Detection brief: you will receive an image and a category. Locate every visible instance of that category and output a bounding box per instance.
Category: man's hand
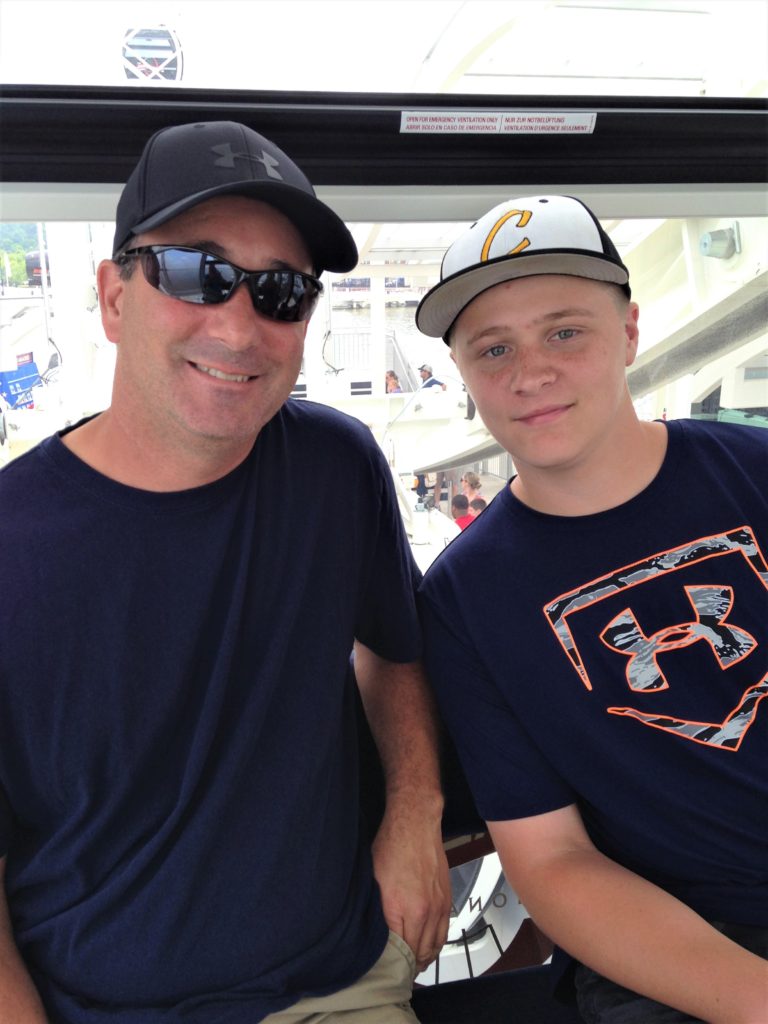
[353,642,452,973]
[372,798,451,972]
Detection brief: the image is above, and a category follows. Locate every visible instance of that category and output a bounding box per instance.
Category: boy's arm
[489,805,768,1024]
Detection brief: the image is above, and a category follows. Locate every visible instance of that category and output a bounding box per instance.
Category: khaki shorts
[262,931,420,1023]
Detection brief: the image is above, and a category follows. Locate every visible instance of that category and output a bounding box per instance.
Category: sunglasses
[118,245,323,322]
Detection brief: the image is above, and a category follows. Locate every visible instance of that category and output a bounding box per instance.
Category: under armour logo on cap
[112,120,358,274]
[211,143,283,180]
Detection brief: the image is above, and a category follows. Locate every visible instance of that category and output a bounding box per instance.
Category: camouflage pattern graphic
[543,527,767,751]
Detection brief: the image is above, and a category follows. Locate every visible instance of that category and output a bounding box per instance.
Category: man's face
[419,368,430,380]
[99,195,312,460]
[450,275,639,480]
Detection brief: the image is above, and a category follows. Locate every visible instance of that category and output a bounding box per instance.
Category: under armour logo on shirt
[600,585,756,693]
[210,144,283,179]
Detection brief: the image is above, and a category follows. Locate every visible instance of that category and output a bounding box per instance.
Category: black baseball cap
[416,195,631,341]
[112,121,358,274]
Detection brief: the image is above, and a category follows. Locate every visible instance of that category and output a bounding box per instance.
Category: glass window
[0,0,765,98]
[2,210,766,473]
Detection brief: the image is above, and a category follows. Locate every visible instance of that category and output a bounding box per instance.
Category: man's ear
[624,301,640,367]
[96,259,125,345]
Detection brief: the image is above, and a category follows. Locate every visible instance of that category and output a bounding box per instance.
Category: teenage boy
[416,195,768,1024]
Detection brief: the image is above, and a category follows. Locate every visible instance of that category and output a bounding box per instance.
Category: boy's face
[450,274,639,481]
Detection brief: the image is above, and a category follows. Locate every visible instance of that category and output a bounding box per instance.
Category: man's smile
[191,362,258,383]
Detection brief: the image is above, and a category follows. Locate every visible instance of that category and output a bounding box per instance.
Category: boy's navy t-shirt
[420,420,768,927]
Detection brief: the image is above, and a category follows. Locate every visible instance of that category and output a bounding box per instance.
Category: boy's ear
[624,301,640,366]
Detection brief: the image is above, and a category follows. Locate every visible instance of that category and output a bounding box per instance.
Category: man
[415,195,768,1023]
[450,494,474,531]
[417,364,445,390]
[0,121,450,1022]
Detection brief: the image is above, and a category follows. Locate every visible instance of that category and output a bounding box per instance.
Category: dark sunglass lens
[150,248,234,304]
[153,248,208,303]
[139,249,161,291]
[248,272,320,322]
[200,253,239,304]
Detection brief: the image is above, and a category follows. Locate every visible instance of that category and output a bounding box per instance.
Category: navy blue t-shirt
[420,420,768,927]
[0,400,422,1022]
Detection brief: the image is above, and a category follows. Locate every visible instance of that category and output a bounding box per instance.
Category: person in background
[386,370,403,393]
[416,194,768,1024]
[450,494,475,530]
[460,470,483,504]
[418,363,446,390]
[468,497,487,517]
[0,120,450,1024]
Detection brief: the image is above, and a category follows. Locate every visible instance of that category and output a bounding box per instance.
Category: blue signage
[0,362,42,409]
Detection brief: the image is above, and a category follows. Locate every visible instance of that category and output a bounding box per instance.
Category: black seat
[412,966,582,1024]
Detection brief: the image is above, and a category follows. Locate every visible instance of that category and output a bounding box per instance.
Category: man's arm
[0,857,48,1022]
[489,805,768,1024]
[353,641,451,973]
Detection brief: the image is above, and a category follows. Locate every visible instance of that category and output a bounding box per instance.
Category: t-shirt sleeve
[353,442,423,663]
[418,586,575,822]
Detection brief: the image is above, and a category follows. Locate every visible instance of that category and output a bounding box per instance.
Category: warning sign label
[400,111,596,134]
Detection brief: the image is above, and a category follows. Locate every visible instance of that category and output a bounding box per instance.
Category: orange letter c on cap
[481,209,533,262]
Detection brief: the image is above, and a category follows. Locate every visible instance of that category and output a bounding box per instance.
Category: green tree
[0,223,38,253]
[0,224,41,286]
[3,251,27,286]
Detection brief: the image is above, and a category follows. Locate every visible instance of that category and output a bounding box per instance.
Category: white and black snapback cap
[416,195,631,341]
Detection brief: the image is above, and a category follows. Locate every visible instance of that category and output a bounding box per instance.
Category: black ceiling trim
[2,84,766,188]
